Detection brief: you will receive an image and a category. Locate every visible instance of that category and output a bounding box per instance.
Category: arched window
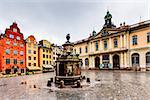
[132,53,139,66]
[85,58,89,66]
[146,52,150,65]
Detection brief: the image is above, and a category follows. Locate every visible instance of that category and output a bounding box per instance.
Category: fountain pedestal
[55,34,82,85]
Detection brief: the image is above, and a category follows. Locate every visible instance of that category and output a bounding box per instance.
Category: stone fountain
[55,34,82,86]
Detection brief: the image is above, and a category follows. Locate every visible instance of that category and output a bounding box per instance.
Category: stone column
[109,54,113,68]
[124,34,126,48]
[100,40,102,50]
[109,38,112,50]
[120,35,122,48]
[124,52,127,68]
[92,56,95,68]
[89,56,92,68]
[120,52,124,69]
[140,52,146,71]
[126,33,129,49]
[100,55,102,64]
[90,42,92,52]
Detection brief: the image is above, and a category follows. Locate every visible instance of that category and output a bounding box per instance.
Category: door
[113,54,120,69]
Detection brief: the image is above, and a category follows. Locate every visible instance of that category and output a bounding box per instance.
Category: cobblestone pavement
[1,70,150,100]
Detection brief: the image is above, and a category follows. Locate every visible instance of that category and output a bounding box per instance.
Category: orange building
[0,22,26,74]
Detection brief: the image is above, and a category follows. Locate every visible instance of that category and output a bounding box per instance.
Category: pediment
[95,27,119,38]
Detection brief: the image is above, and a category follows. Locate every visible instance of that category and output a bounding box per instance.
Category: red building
[0,22,26,74]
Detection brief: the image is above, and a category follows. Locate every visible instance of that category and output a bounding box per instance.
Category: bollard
[77,80,81,88]
[50,78,53,82]
[60,80,64,88]
[47,79,52,87]
[34,85,36,88]
[82,76,85,79]
[86,78,90,83]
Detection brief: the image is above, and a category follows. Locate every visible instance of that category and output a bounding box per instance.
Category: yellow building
[25,35,40,73]
[38,40,53,72]
[72,11,150,71]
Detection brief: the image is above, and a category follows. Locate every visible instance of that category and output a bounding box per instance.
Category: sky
[0,0,149,45]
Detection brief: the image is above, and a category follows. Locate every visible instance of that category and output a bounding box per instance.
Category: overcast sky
[0,0,149,45]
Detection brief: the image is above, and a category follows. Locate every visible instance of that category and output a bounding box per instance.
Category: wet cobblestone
[1,70,150,100]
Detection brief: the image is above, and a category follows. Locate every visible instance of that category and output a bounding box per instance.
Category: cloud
[0,0,149,45]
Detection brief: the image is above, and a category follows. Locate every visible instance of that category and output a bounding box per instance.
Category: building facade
[51,44,63,67]
[0,22,26,74]
[38,40,53,72]
[25,35,40,72]
[72,11,150,71]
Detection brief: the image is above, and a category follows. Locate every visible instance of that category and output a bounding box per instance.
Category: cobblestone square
[1,70,150,100]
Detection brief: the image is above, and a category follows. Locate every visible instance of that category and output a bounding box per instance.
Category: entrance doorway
[102,55,109,68]
[95,57,100,68]
[113,54,120,69]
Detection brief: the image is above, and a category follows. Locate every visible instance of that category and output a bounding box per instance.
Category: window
[14,59,17,64]
[47,61,48,64]
[34,57,36,60]
[28,63,31,66]
[43,49,45,52]
[43,54,45,58]
[6,49,10,54]
[28,56,31,60]
[85,58,89,66]
[20,60,24,64]
[16,36,20,40]
[114,38,118,48]
[46,55,48,58]
[43,60,45,64]
[20,44,24,47]
[13,50,18,55]
[50,61,51,64]
[34,63,36,66]
[104,40,107,49]
[34,51,36,54]
[49,55,51,58]
[13,42,17,46]
[95,41,99,51]
[6,41,10,45]
[85,46,88,53]
[46,50,48,53]
[6,59,10,64]
[147,32,150,43]
[79,47,82,54]
[20,51,24,56]
[132,35,137,45]
[9,34,14,39]
[28,50,31,54]
[146,52,150,65]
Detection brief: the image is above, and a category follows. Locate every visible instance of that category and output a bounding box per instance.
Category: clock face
[13,28,17,32]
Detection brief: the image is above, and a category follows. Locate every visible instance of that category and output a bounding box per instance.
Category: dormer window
[9,34,14,39]
[16,36,20,40]
[13,28,17,32]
